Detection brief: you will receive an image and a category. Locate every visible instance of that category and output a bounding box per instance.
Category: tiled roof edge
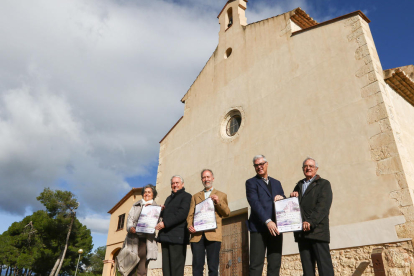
[292,10,370,36]
[290,8,318,29]
[385,68,414,107]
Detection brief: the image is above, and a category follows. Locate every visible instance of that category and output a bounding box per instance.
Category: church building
[104,1,414,275]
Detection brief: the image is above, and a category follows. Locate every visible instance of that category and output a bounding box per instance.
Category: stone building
[103,1,414,275]
[154,1,414,275]
[102,188,143,276]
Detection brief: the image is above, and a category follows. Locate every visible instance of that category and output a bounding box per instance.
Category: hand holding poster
[136,205,162,234]
[274,197,302,233]
[194,197,217,232]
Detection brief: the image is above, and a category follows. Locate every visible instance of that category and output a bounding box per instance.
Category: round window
[220,108,244,140]
[226,115,241,136]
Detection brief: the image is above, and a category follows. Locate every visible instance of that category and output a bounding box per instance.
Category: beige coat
[116,199,158,276]
[187,189,230,242]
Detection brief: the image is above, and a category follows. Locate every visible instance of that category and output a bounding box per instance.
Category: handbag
[115,236,139,276]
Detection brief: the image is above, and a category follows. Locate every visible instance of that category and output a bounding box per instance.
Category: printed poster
[136,205,162,234]
[194,197,217,232]
[275,197,303,233]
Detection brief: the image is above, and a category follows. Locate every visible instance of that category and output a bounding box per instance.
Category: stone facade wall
[278,241,414,276]
[147,242,413,276]
[149,266,193,276]
[345,15,414,239]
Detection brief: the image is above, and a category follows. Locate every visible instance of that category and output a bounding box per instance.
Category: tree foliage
[0,188,95,276]
[82,246,106,275]
[37,188,79,219]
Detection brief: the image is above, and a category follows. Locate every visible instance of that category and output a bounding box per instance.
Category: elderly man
[290,157,334,276]
[187,169,230,276]
[156,175,192,276]
[246,155,285,276]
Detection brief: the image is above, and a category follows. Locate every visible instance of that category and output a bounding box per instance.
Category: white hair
[170,175,184,183]
[253,155,267,164]
[302,157,319,168]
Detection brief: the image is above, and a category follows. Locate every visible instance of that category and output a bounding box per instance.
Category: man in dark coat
[156,175,192,276]
[246,155,286,276]
[290,157,334,276]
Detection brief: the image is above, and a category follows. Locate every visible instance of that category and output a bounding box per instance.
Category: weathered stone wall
[148,242,414,276]
[278,241,414,276]
[149,266,193,276]
[344,15,414,239]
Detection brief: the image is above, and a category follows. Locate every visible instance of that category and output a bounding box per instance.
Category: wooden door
[219,213,249,276]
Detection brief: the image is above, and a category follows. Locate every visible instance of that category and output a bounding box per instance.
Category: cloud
[79,214,111,235]
[247,0,310,24]
[0,0,220,217]
[0,0,314,221]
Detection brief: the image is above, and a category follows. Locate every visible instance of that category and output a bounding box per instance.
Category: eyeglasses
[254,162,267,168]
[303,165,316,169]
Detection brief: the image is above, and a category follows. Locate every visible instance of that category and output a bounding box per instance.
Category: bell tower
[218,0,247,34]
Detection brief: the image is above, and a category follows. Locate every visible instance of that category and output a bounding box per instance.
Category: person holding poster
[187,169,230,276]
[246,155,286,276]
[290,157,334,276]
[156,175,191,276]
[118,184,159,276]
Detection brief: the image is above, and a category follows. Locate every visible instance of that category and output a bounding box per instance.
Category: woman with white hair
[117,184,159,276]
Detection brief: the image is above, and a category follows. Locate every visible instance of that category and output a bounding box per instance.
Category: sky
[0,0,413,251]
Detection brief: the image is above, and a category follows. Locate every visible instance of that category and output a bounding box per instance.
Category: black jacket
[157,188,192,244]
[293,175,333,243]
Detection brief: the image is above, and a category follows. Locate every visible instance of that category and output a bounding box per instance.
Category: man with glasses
[246,155,285,276]
[290,157,334,276]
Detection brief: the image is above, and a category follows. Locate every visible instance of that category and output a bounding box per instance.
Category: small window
[225,48,232,59]
[226,115,241,136]
[227,8,233,28]
[117,214,125,230]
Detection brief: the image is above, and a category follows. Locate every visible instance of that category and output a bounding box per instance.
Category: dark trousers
[161,243,187,276]
[298,239,334,276]
[129,238,149,276]
[249,231,283,276]
[190,234,221,276]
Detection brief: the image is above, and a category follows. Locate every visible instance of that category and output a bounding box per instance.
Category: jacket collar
[171,187,186,197]
[255,175,272,197]
[300,175,321,200]
[196,188,216,201]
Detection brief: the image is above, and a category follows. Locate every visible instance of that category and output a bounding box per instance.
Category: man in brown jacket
[187,169,230,276]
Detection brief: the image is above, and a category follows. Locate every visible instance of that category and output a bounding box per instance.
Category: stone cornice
[384,68,414,107]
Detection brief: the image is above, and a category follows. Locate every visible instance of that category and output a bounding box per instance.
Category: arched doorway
[109,247,121,276]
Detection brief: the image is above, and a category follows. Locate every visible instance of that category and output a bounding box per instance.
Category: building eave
[292,10,370,36]
[384,67,414,107]
[159,116,183,144]
[181,47,218,104]
[107,187,142,214]
[290,8,318,29]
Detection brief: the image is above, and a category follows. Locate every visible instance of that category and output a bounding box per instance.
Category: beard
[203,181,213,190]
